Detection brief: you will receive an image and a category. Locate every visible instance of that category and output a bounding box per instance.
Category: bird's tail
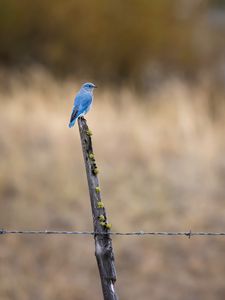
[68,119,76,128]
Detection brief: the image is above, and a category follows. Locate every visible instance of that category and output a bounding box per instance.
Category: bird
[68,82,97,128]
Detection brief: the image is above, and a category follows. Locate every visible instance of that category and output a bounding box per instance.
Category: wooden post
[78,117,119,300]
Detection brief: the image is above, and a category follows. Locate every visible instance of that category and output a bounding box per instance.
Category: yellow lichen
[97,201,104,208]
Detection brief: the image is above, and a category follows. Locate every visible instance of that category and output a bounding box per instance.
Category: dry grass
[0,69,225,299]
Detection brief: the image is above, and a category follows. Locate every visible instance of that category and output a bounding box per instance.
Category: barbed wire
[1,229,225,238]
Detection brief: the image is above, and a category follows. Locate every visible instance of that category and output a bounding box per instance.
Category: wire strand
[1,229,225,238]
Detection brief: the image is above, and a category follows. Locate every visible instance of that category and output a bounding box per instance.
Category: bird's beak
[94,85,98,88]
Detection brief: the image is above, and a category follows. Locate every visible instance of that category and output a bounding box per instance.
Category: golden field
[0,69,225,300]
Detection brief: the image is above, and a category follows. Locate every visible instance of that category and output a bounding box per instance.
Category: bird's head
[82,82,97,92]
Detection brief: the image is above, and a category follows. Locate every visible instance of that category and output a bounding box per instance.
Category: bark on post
[78,117,119,300]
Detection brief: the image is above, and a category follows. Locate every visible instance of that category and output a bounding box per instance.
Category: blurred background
[0,0,225,299]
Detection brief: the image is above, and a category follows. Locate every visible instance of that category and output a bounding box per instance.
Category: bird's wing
[74,92,92,109]
[80,93,93,111]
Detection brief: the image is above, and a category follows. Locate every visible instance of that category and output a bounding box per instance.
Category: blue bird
[68,82,97,128]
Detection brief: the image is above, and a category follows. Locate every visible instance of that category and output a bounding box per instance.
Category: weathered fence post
[78,117,119,300]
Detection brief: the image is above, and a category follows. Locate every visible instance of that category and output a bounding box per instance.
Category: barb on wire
[1,229,225,238]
